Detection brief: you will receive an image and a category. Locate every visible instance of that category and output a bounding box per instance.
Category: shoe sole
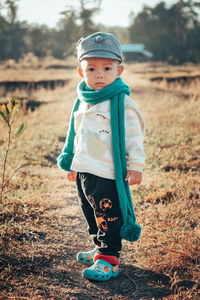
[83,268,119,281]
[77,253,93,265]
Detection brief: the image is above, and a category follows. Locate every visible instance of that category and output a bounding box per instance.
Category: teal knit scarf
[57,77,142,242]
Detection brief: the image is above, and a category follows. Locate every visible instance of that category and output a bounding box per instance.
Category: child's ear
[117,65,124,76]
[77,67,84,78]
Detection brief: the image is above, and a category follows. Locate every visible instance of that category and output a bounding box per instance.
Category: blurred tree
[98,25,129,44]
[169,0,200,63]
[0,0,27,61]
[54,8,80,58]
[6,0,18,24]
[188,21,200,62]
[128,0,200,64]
[0,3,9,60]
[0,0,199,63]
[26,25,52,57]
[0,0,102,61]
[51,0,102,58]
[78,0,102,36]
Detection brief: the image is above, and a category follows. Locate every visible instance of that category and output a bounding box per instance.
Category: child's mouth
[95,82,105,87]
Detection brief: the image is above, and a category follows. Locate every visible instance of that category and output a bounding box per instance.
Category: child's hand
[125,170,142,185]
[67,171,77,182]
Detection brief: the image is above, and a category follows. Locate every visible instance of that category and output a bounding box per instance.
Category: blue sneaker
[82,259,119,281]
[77,247,98,265]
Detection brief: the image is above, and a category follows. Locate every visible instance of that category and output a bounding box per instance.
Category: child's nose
[96,71,104,78]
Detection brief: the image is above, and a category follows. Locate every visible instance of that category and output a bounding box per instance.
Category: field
[0,58,199,299]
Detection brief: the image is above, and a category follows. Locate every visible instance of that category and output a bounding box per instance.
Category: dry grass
[0,55,77,81]
[0,59,199,299]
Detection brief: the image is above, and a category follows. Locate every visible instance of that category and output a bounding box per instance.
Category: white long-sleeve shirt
[71,94,146,179]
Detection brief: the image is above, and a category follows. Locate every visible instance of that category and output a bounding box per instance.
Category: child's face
[78,57,124,90]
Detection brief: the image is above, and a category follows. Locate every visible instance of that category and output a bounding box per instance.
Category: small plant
[0,97,27,203]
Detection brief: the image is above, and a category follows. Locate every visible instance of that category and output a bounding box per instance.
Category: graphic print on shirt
[96,112,107,120]
[76,105,111,160]
[87,136,108,159]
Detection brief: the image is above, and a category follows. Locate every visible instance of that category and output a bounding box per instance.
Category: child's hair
[76,32,122,63]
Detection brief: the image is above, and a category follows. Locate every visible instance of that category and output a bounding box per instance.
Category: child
[57,32,145,281]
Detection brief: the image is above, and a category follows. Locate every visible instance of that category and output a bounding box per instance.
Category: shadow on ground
[1,246,199,299]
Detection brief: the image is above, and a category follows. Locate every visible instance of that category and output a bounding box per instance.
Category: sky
[15,0,178,28]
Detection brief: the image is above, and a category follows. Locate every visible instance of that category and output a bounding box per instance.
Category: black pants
[76,172,123,258]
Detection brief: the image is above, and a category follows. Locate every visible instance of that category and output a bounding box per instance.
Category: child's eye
[88,68,95,71]
[105,67,111,71]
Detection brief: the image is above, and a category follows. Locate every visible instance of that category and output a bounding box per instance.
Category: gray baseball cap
[76,32,122,62]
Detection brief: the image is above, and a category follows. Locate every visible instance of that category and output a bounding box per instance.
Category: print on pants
[99,198,112,211]
[76,172,123,257]
[88,196,117,232]
[96,215,108,231]
[88,195,97,211]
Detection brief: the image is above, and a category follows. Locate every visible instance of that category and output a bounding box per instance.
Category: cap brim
[80,50,121,62]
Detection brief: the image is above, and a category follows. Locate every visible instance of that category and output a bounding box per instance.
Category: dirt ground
[0,61,200,299]
[0,187,175,299]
